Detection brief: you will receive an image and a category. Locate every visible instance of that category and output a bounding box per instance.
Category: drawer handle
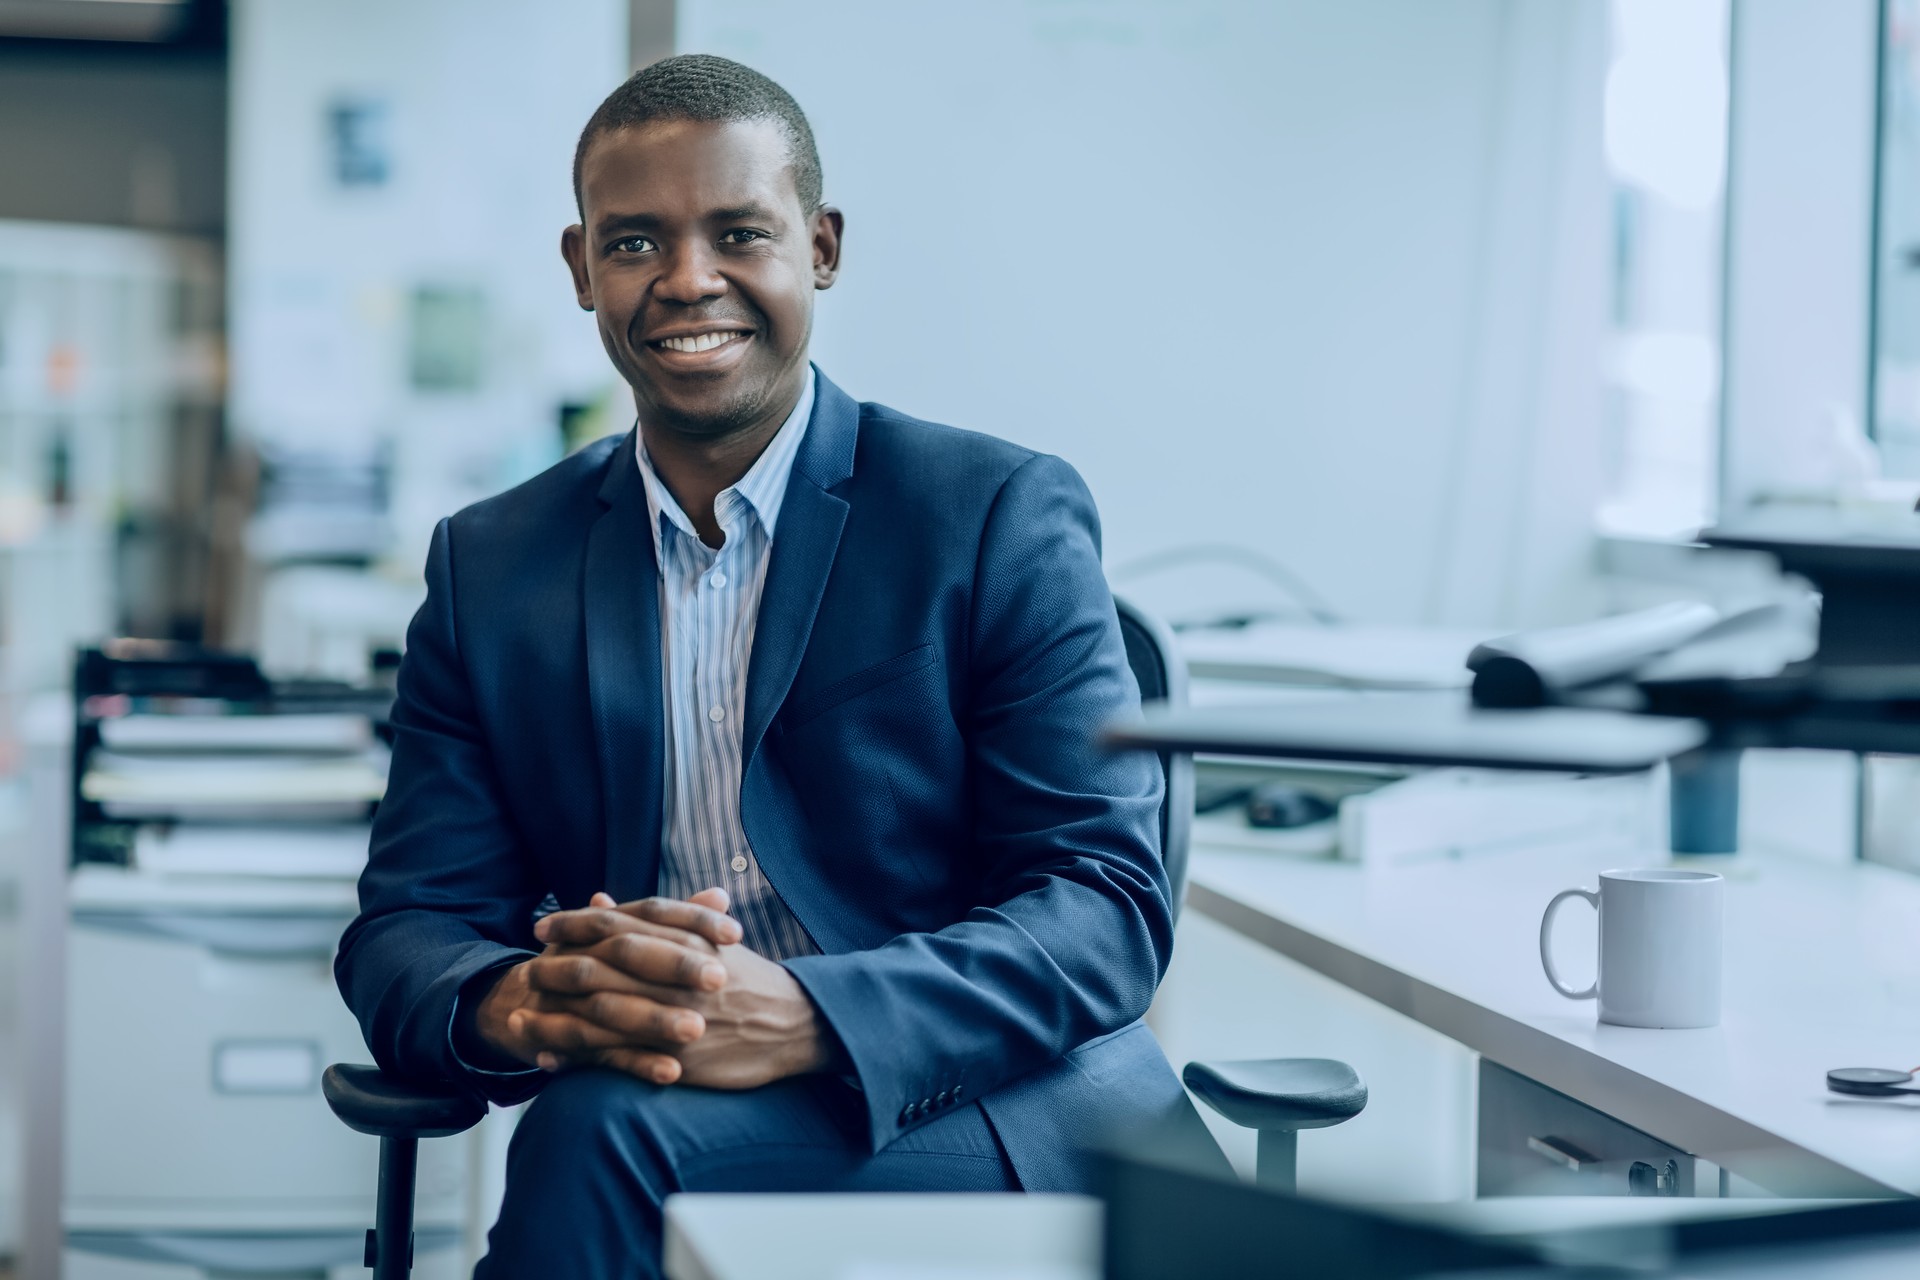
[1526,1134,1598,1171]
[212,1039,320,1094]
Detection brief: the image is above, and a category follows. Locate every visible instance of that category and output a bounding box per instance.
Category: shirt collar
[634,366,816,558]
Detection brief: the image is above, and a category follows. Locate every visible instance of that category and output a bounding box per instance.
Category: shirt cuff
[448,950,543,1080]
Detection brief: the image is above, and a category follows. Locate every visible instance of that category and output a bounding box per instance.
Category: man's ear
[811,206,844,290]
[561,224,594,310]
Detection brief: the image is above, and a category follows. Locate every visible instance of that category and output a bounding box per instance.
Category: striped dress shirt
[635,370,819,961]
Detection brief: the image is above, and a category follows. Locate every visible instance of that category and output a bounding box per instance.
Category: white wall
[229,0,629,569]
[679,0,1612,628]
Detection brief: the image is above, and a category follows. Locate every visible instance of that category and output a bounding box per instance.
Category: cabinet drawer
[1478,1060,1697,1197]
[65,912,469,1228]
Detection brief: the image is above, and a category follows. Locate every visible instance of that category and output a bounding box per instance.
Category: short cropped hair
[572,54,824,216]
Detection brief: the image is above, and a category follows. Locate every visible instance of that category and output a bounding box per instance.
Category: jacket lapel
[742,370,860,767]
[584,431,665,902]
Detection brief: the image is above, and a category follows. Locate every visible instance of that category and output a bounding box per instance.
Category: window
[1874,0,1920,476]
[1595,0,1731,540]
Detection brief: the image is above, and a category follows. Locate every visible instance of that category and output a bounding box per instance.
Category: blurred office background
[0,0,1907,1275]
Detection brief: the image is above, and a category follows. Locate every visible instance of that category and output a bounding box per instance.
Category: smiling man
[335,55,1201,1279]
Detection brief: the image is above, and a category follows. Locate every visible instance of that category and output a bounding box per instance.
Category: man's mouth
[650,330,751,354]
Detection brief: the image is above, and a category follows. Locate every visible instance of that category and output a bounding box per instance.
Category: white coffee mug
[1539,868,1723,1028]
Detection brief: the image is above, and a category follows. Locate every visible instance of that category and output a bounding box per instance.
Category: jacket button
[935,1090,949,1108]
[899,1104,916,1126]
[952,1084,964,1101]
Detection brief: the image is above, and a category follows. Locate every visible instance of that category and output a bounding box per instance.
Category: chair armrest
[1182,1058,1366,1134]
[322,1063,487,1140]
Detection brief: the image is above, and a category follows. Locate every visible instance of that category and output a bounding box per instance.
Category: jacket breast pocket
[781,643,937,733]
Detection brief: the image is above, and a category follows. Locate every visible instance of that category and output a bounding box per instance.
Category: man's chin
[635,378,781,441]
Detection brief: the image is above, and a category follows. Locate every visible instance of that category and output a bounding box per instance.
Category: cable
[1108,543,1344,627]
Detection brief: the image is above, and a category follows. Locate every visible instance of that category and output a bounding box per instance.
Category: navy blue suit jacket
[335,370,1193,1191]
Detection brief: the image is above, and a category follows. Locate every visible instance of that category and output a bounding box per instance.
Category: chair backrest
[1113,595,1193,922]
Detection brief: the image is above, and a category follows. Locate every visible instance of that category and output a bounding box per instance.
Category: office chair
[323,595,1364,1277]
[1110,594,1366,1193]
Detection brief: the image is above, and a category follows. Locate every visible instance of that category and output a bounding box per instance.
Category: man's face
[562,118,841,438]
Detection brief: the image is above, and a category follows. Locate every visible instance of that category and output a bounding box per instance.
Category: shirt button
[730,854,748,873]
[707,705,726,723]
[709,571,728,589]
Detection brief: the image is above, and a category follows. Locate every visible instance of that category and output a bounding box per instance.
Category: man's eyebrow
[592,213,663,237]
[709,204,780,223]
[592,206,782,237]
[587,213,664,239]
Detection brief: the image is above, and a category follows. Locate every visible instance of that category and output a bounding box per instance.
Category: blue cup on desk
[1539,869,1724,1029]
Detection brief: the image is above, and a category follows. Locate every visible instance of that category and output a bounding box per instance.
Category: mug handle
[1540,888,1600,1000]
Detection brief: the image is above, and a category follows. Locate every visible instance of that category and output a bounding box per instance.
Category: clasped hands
[474,888,833,1089]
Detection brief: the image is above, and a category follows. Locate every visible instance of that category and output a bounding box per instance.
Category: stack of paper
[1178,622,1492,691]
[133,823,373,878]
[82,748,387,820]
[99,712,373,754]
[86,707,387,876]
[1338,768,1658,868]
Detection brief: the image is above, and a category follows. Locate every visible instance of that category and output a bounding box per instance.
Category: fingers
[525,951,654,998]
[688,886,731,912]
[536,907,723,958]
[529,933,726,993]
[565,1045,684,1085]
[612,894,743,947]
[527,957,715,1012]
[530,1043,684,1085]
[510,995,703,1054]
[543,990,706,1043]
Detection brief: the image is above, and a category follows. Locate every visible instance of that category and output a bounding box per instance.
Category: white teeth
[660,332,742,353]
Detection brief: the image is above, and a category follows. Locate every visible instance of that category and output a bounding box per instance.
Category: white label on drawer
[212,1039,320,1094]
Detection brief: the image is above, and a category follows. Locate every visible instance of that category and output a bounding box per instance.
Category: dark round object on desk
[1470,655,1548,709]
[1245,783,1335,830]
[1827,1067,1918,1097]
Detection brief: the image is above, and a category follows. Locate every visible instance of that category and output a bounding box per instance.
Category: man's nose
[653,243,726,304]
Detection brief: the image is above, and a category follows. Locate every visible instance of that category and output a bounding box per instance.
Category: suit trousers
[474,1068,1020,1279]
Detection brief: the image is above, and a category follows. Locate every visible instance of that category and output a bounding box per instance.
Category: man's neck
[638,375,803,548]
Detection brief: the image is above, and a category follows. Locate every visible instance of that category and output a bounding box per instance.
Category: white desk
[1186,839,1920,1198]
[663,1193,1101,1280]
[660,1191,1887,1280]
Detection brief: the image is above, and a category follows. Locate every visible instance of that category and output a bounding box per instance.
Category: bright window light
[1596,0,1730,541]
[1604,0,1729,211]
[1610,331,1719,406]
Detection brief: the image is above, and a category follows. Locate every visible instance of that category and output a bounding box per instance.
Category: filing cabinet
[64,871,471,1273]
[63,1245,466,1280]
[1477,1060,1700,1197]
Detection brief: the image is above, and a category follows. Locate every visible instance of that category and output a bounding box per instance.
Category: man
[335,54,1205,1278]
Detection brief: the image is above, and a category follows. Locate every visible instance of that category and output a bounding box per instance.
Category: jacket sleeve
[334,517,548,1106]
[783,453,1171,1152]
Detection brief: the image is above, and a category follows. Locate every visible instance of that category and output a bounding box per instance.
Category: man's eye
[610,236,655,254]
[721,229,766,245]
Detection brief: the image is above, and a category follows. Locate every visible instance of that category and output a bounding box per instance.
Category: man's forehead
[580,117,800,222]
